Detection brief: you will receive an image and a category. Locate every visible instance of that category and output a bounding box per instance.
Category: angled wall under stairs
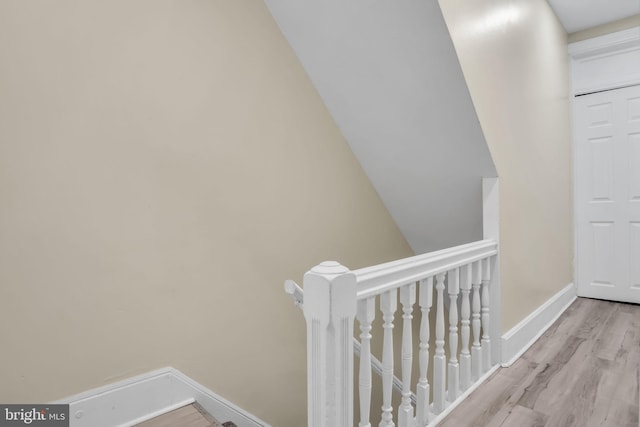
[265,0,497,254]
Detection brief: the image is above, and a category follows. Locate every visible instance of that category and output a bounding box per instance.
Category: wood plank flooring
[439,297,640,427]
[135,403,231,427]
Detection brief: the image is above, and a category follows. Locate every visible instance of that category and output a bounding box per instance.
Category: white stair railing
[287,239,499,427]
[286,280,415,405]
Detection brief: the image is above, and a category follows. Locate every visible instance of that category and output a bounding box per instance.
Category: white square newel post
[303,261,357,427]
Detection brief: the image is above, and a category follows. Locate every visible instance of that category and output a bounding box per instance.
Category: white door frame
[569,27,640,296]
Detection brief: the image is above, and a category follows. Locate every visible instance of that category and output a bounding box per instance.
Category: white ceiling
[547,0,640,33]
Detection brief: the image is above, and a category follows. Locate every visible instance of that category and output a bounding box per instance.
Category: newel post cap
[303,261,357,319]
[309,261,350,276]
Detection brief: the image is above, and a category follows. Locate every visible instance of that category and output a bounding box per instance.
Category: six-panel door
[575,85,640,303]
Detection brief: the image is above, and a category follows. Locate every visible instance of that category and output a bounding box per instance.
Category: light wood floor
[135,403,235,427]
[440,297,640,427]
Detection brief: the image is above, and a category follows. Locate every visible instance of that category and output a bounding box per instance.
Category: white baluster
[471,261,483,380]
[399,283,416,427]
[447,268,460,402]
[481,257,492,372]
[459,264,472,391]
[433,272,446,414]
[416,278,433,427]
[357,297,376,427]
[379,290,397,427]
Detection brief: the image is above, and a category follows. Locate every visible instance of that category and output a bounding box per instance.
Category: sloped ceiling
[265,0,497,254]
[546,0,640,33]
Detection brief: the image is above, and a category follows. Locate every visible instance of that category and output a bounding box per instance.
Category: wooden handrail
[354,239,497,299]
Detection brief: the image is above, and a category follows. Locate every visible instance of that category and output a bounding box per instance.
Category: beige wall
[438,0,573,331]
[569,14,640,43]
[0,1,413,426]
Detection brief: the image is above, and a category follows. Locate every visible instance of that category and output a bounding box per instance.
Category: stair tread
[134,403,236,427]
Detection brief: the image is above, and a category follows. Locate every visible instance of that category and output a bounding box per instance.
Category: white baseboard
[501,283,576,367]
[54,367,271,427]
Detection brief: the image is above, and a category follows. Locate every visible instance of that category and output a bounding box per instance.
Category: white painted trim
[571,73,579,307]
[427,364,500,426]
[482,177,499,240]
[573,79,640,97]
[568,27,640,95]
[482,177,501,366]
[501,283,576,367]
[54,367,271,427]
[354,239,498,299]
[122,398,195,427]
[568,27,640,59]
[170,369,271,427]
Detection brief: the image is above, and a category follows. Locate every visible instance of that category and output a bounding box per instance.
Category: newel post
[303,261,357,427]
[483,177,502,366]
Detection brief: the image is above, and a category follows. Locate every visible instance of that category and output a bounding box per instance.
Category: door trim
[568,27,640,96]
[570,28,640,298]
[569,27,640,60]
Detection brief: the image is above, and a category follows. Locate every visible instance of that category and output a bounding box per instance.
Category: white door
[575,85,640,303]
